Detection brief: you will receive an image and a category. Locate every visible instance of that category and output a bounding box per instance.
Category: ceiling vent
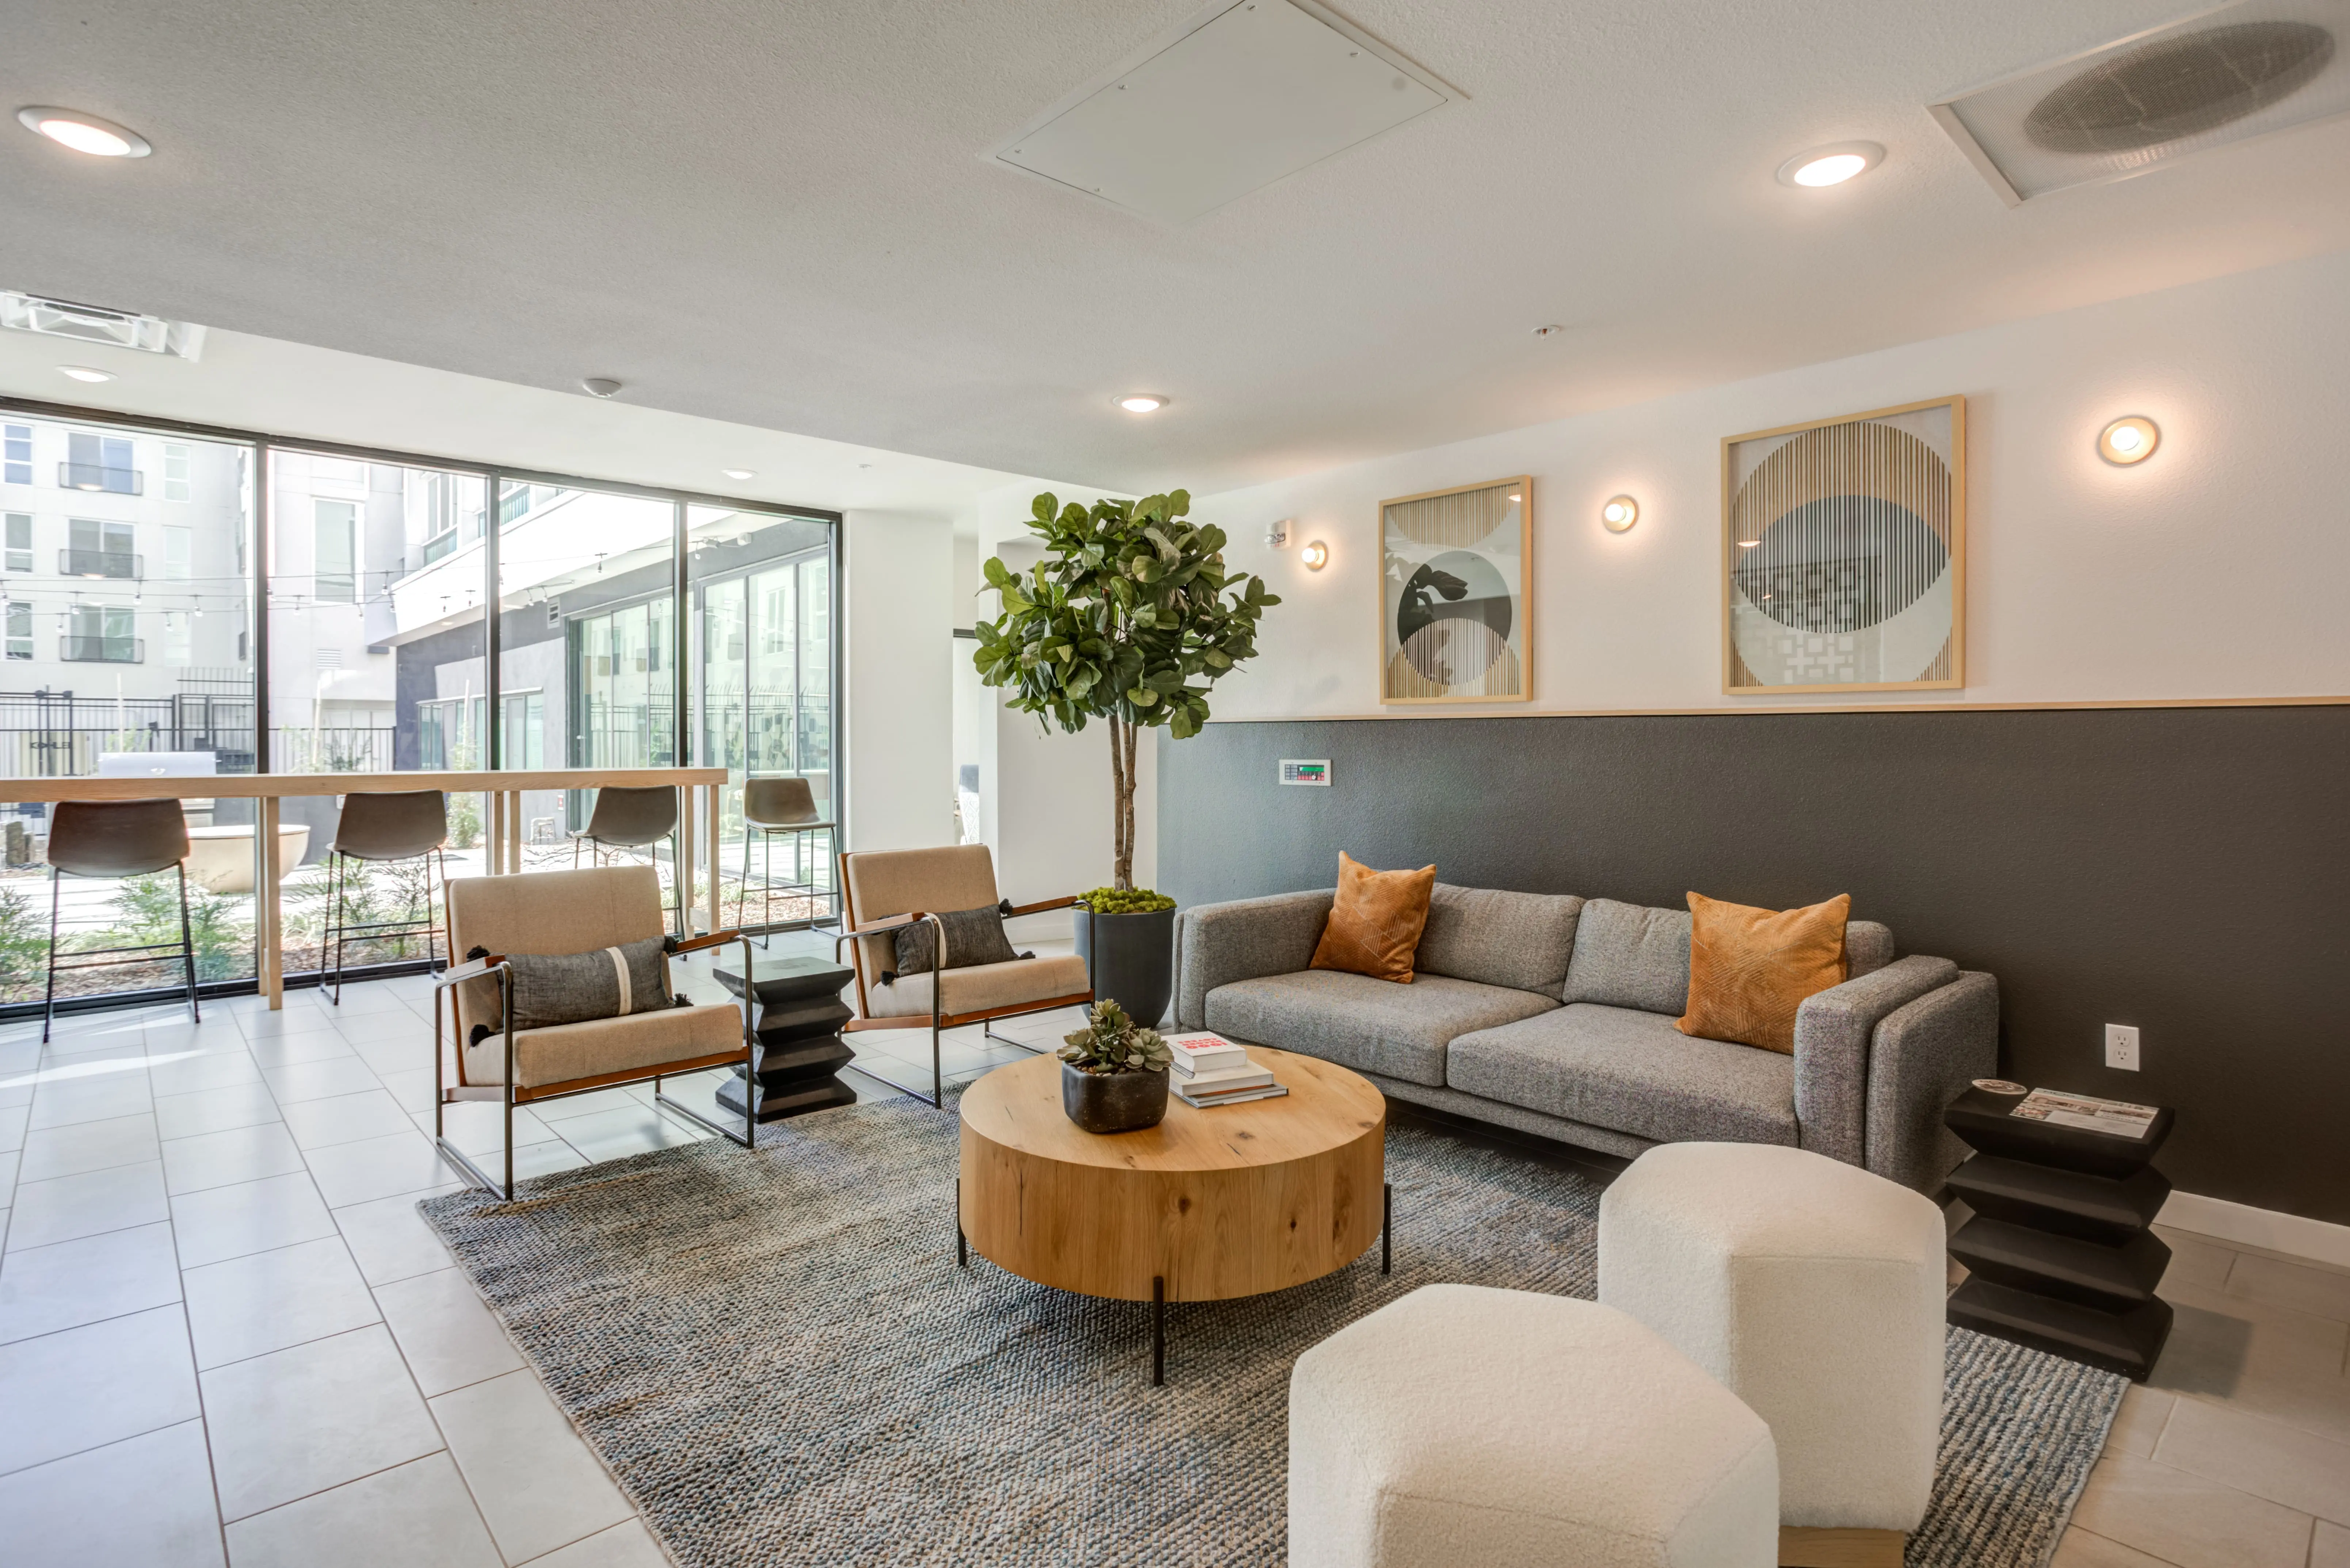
[0,291,206,359]
[1931,0,2348,204]
[987,0,1453,226]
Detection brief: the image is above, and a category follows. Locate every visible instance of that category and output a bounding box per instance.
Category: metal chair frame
[833,853,1092,1108]
[324,846,449,1005]
[737,819,841,944]
[43,861,201,1043]
[431,928,758,1201]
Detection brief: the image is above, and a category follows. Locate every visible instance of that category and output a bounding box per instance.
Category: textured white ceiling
[4,0,2347,496]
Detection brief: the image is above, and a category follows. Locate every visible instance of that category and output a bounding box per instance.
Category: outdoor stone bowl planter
[1061,1060,1170,1134]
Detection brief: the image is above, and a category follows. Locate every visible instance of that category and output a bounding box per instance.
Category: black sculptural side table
[1944,1085,2176,1380]
[713,957,858,1121]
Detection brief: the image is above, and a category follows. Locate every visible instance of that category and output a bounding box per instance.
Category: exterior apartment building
[0,415,252,792]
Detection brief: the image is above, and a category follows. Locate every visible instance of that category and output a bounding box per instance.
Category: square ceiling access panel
[989,0,1453,226]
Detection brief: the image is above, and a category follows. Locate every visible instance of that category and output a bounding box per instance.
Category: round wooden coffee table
[958,1047,1387,1382]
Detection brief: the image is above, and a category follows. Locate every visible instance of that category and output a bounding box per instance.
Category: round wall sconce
[2098,416,2160,465]
[1300,540,1329,570]
[1601,495,1639,532]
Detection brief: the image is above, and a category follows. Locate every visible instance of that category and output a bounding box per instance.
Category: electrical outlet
[2104,1024,2140,1071]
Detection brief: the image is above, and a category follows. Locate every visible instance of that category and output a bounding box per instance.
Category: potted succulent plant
[974,489,1277,1024]
[1058,999,1174,1133]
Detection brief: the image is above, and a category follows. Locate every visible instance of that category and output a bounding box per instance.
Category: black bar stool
[324,789,450,1005]
[571,785,686,934]
[43,798,201,1042]
[735,776,837,945]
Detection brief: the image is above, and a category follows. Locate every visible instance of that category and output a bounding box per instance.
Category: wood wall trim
[1206,694,2350,725]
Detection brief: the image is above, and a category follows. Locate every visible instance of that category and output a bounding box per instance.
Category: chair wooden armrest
[1006,895,1080,917]
[668,929,749,956]
[435,955,507,988]
[844,913,926,937]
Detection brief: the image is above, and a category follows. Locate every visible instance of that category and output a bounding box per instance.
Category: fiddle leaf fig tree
[973,489,1278,892]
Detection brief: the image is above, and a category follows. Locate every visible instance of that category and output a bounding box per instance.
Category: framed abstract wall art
[1721,396,1965,695]
[1378,475,1531,704]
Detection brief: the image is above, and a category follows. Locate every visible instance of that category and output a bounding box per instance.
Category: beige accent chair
[837,844,1093,1106]
[434,865,755,1198]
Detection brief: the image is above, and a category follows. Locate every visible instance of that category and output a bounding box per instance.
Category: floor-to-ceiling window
[689,505,836,929]
[266,450,490,978]
[0,412,257,1003]
[496,483,676,875]
[0,396,840,1013]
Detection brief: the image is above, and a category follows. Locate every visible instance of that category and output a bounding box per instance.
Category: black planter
[1073,905,1176,1027]
[1061,1060,1170,1133]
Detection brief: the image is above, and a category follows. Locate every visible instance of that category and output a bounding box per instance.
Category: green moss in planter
[1075,886,1176,914]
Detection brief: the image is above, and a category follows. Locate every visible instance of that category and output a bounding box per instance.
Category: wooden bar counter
[2,767,728,1009]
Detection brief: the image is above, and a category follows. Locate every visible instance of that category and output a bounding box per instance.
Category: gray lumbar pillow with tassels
[465,935,678,1034]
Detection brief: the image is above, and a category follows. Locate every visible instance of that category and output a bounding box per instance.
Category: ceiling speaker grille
[1933,0,2349,203]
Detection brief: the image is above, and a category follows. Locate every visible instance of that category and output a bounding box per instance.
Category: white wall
[1192,246,2350,719]
[842,510,956,854]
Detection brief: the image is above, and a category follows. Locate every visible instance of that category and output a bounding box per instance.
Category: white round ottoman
[1288,1284,1778,1568]
[1598,1143,1944,1566]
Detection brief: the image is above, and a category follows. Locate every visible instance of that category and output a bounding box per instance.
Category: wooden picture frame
[1721,395,1966,695]
[1378,475,1533,705]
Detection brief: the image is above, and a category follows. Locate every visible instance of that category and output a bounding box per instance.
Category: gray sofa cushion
[1559,900,1690,1013]
[1204,971,1557,1087]
[1847,921,1895,978]
[1561,900,1896,1010]
[1447,1003,1797,1146]
[1414,884,1585,997]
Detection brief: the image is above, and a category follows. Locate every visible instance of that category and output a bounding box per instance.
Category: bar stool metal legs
[42,862,203,1043]
[325,846,449,1005]
[323,790,453,1005]
[41,798,202,1043]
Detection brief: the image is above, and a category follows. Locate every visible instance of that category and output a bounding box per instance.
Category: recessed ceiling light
[1117,394,1167,414]
[16,106,151,157]
[2097,415,2160,466]
[1776,141,1884,188]
[721,469,755,480]
[581,377,622,398]
[16,107,151,158]
[1531,324,1567,339]
[58,365,114,383]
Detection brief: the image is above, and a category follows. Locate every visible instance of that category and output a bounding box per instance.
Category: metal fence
[0,674,396,779]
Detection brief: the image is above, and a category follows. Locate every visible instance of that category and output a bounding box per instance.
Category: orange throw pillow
[1309,852,1437,984]
[1677,891,1851,1054]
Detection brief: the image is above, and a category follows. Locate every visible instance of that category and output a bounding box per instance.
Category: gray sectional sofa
[1173,886,1997,1192]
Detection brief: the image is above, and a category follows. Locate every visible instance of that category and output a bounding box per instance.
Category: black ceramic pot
[1073,905,1176,1027]
[1061,1060,1170,1134]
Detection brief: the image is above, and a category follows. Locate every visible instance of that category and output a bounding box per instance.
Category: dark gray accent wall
[1157,707,2349,1225]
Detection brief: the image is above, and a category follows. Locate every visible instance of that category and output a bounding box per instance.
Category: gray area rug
[421,1094,2123,1568]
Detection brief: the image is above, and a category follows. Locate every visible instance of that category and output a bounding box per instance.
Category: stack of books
[1166,1031,1289,1109]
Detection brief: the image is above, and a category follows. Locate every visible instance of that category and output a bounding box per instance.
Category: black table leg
[1382,1182,1392,1275]
[1152,1276,1165,1386]
[955,1178,966,1268]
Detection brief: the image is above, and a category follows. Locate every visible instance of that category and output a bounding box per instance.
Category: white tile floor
[3,944,2341,1568]
[0,928,1068,1568]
